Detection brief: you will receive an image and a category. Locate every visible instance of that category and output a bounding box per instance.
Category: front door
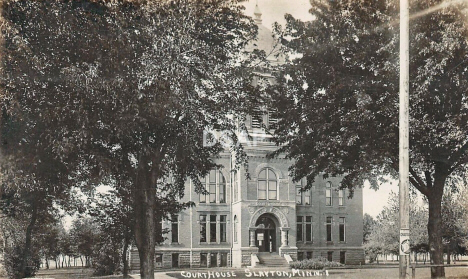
[255,215,277,252]
[256,228,276,252]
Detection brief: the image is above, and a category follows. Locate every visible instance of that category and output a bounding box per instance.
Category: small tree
[70,218,99,267]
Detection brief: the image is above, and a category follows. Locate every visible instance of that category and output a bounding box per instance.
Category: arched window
[258,168,277,200]
[199,170,226,204]
[234,215,238,243]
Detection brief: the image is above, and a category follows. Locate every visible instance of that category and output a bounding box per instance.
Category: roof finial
[254,0,262,25]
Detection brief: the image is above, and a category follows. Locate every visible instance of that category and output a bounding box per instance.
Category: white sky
[243,0,395,217]
[242,0,314,30]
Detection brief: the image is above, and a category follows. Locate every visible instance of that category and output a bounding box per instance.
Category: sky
[242,0,314,29]
[242,0,396,217]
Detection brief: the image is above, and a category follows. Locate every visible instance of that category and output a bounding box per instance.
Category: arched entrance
[255,214,278,253]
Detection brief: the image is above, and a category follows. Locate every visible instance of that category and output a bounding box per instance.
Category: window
[172,253,179,268]
[199,178,207,203]
[258,168,277,200]
[339,189,345,206]
[233,170,238,202]
[297,216,303,242]
[326,217,332,242]
[156,254,163,267]
[306,216,312,242]
[327,251,333,262]
[297,216,312,242]
[199,170,226,204]
[219,174,226,203]
[209,171,217,203]
[210,253,218,267]
[220,253,228,267]
[234,216,238,242]
[200,215,207,243]
[156,217,164,243]
[220,215,227,242]
[297,252,304,261]
[267,109,277,130]
[251,109,263,129]
[307,251,312,259]
[296,179,311,205]
[210,215,217,242]
[326,182,332,206]
[200,253,207,267]
[171,215,178,243]
[340,251,346,264]
[339,217,346,242]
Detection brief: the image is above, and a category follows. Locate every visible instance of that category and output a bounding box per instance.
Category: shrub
[92,240,121,276]
[4,245,40,279]
[289,257,344,270]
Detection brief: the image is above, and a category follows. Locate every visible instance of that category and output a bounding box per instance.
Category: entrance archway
[255,214,278,253]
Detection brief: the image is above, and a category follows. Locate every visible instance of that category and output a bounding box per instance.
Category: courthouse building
[130,5,365,270]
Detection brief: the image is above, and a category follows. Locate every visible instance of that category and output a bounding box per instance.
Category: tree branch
[448,140,468,173]
[409,166,428,191]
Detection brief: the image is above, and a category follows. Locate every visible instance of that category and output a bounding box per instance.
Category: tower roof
[254,2,262,25]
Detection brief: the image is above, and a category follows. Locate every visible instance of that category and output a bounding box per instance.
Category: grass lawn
[0,267,129,279]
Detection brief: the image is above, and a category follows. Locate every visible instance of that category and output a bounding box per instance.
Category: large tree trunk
[19,199,38,278]
[427,174,445,279]
[122,233,130,278]
[134,154,158,279]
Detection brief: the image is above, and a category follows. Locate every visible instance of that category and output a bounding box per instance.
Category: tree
[89,184,134,277]
[69,217,99,268]
[269,0,468,277]
[363,213,375,243]
[1,0,258,278]
[441,188,468,264]
[36,222,61,269]
[364,192,429,263]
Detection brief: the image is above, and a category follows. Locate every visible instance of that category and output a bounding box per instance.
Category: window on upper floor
[325,181,333,206]
[250,107,277,130]
[233,170,238,202]
[251,109,263,129]
[199,170,226,204]
[338,189,345,206]
[258,168,277,200]
[267,109,278,130]
[296,178,311,205]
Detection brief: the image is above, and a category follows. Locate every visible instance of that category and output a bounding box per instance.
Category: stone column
[250,229,256,247]
[281,228,289,247]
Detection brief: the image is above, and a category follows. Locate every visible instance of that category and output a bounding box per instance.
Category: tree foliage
[1,0,258,278]
[269,0,468,277]
[364,193,428,262]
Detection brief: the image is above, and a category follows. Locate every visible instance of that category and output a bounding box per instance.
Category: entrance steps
[257,253,289,268]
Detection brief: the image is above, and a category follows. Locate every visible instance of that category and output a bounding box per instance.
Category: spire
[254,1,262,25]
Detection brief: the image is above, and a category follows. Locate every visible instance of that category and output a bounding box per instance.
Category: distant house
[130,4,364,269]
